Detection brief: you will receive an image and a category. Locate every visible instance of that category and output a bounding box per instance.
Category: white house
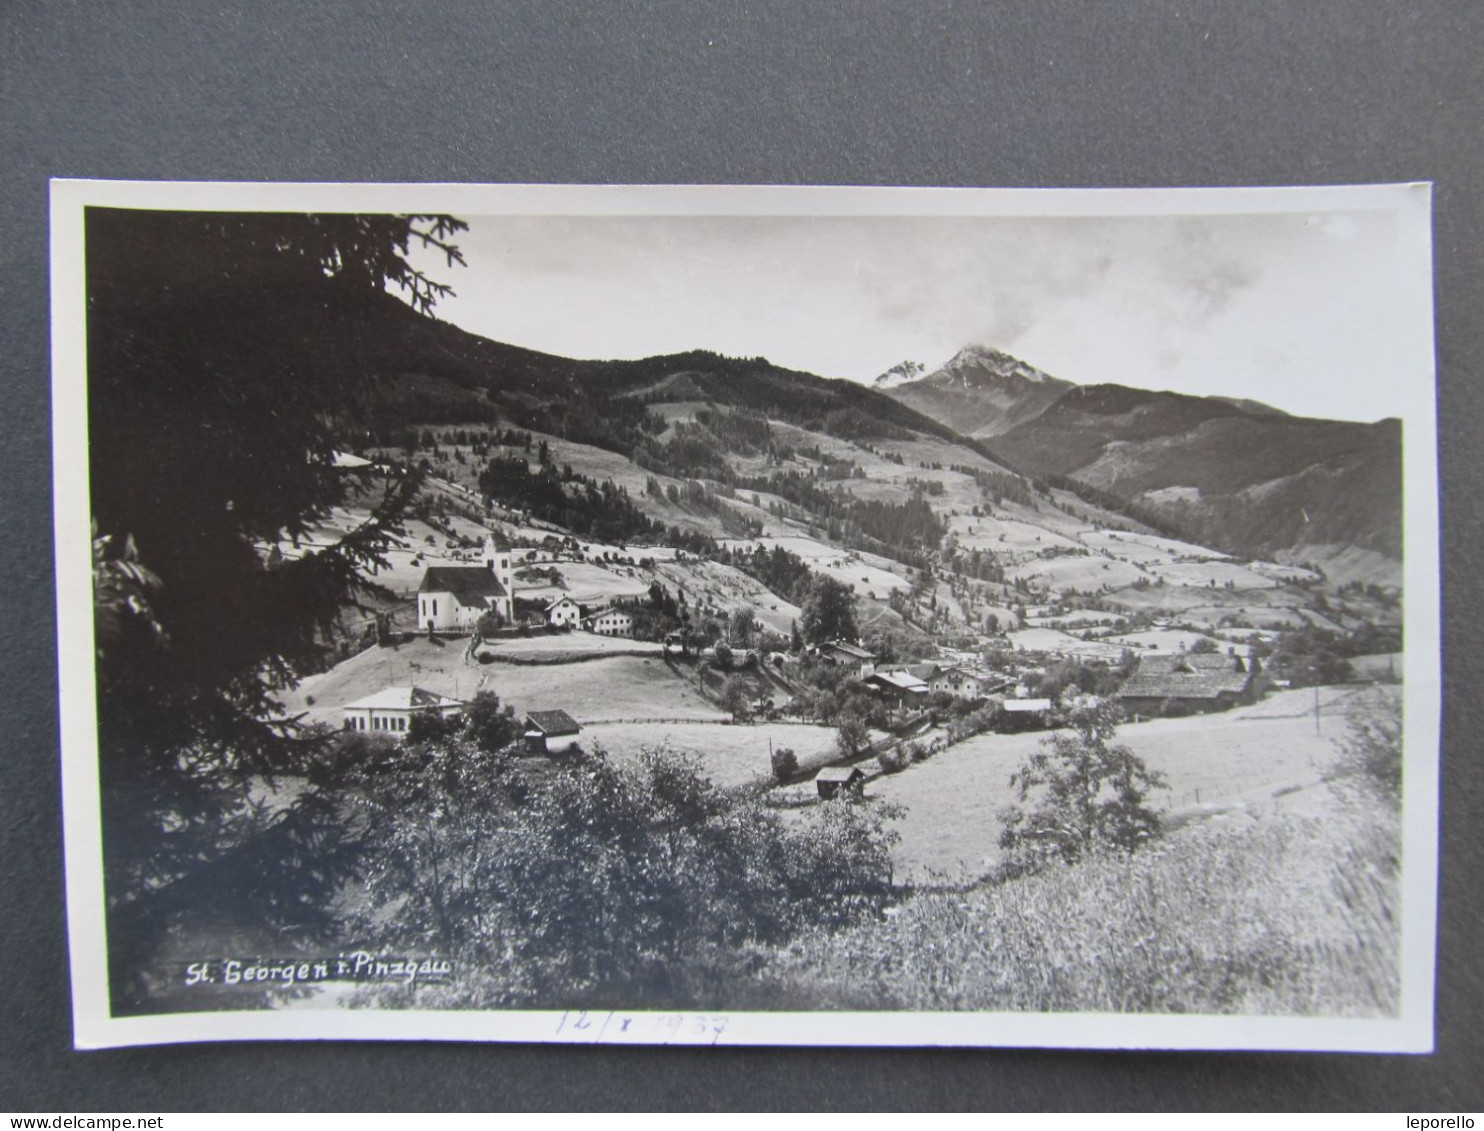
[417,533,514,631]
[930,665,1011,700]
[587,607,635,637]
[545,595,582,629]
[342,686,465,736]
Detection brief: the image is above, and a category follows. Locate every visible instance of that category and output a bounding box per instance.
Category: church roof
[419,566,508,603]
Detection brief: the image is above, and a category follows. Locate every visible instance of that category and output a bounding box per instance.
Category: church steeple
[484,533,512,594]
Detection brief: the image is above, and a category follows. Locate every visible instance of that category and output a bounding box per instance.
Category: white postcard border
[50,179,1440,1053]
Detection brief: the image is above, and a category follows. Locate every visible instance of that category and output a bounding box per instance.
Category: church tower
[484,533,514,617]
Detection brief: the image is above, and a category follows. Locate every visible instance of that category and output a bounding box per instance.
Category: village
[278,436,1400,882]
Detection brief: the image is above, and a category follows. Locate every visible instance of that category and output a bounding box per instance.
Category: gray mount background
[2,0,1479,1112]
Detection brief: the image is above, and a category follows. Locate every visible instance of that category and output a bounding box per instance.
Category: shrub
[1335,698,1402,803]
[771,746,798,781]
[877,745,911,774]
[347,741,900,1007]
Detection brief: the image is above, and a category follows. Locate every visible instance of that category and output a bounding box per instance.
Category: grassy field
[1007,627,1129,660]
[1101,628,1254,656]
[581,720,847,789]
[479,630,666,661]
[280,637,722,726]
[869,685,1392,882]
[1006,554,1148,593]
[752,773,1400,1016]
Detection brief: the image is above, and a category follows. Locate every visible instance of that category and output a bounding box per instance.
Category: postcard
[51,180,1439,1050]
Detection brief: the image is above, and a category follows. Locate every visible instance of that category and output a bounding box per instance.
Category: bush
[1159,697,1193,719]
[346,741,900,1007]
[877,745,911,774]
[771,746,798,781]
[1335,699,1402,802]
[712,642,733,671]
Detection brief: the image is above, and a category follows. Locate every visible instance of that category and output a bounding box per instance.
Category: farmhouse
[587,607,635,637]
[864,669,930,709]
[342,686,465,735]
[818,640,877,680]
[417,534,514,632]
[930,665,1012,701]
[1116,651,1261,717]
[523,709,583,754]
[545,596,582,629]
[814,766,866,800]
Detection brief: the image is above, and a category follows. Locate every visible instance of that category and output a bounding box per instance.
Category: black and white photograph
[51,180,1439,1051]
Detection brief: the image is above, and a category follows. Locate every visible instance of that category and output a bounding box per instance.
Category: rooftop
[419,565,508,603]
[342,686,464,712]
[525,709,582,736]
[868,670,929,692]
[1003,698,1054,712]
[1118,653,1253,701]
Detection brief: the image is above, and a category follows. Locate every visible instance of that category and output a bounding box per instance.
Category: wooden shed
[815,766,866,800]
[523,709,583,754]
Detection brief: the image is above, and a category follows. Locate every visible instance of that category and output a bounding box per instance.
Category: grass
[581,720,846,789]
[748,776,1399,1016]
[868,686,1393,882]
[480,630,665,661]
[281,638,722,727]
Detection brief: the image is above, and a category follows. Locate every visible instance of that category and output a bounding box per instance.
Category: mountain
[879,344,1075,437]
[354,304,1400,586]
[990,383,1401,579]
[347,293,1020,461]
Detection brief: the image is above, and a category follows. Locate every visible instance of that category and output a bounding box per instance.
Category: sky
[405,207,1416,422]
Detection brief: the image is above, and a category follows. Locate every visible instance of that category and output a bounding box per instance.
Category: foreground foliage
[747,788,1399,1016]
[89,209,466,1009]
[345,742,901,1008]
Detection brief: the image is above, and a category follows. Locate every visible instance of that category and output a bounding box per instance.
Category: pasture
[869,686,1391,882]
[279,637,721,727]
[581,720,847,790]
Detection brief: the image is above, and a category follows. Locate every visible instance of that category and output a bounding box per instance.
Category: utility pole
[1314,676,1321,735]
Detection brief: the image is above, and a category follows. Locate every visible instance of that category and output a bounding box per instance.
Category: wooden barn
[1116,651,1262,717]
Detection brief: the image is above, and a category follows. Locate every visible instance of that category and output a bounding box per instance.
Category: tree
[836,712,871,759]
[800,574,859,645]
[728,606,759,647]
[462,691,517,754]
[719,675,751,719]
[998,703,1168,872]
[712,641,733,671]
[86,207,467,1010]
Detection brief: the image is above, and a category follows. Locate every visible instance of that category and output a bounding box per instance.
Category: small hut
[523,709,583,754]
[815,766,866,800]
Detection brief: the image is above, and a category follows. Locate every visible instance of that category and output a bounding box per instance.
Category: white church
[416,533,514,632]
